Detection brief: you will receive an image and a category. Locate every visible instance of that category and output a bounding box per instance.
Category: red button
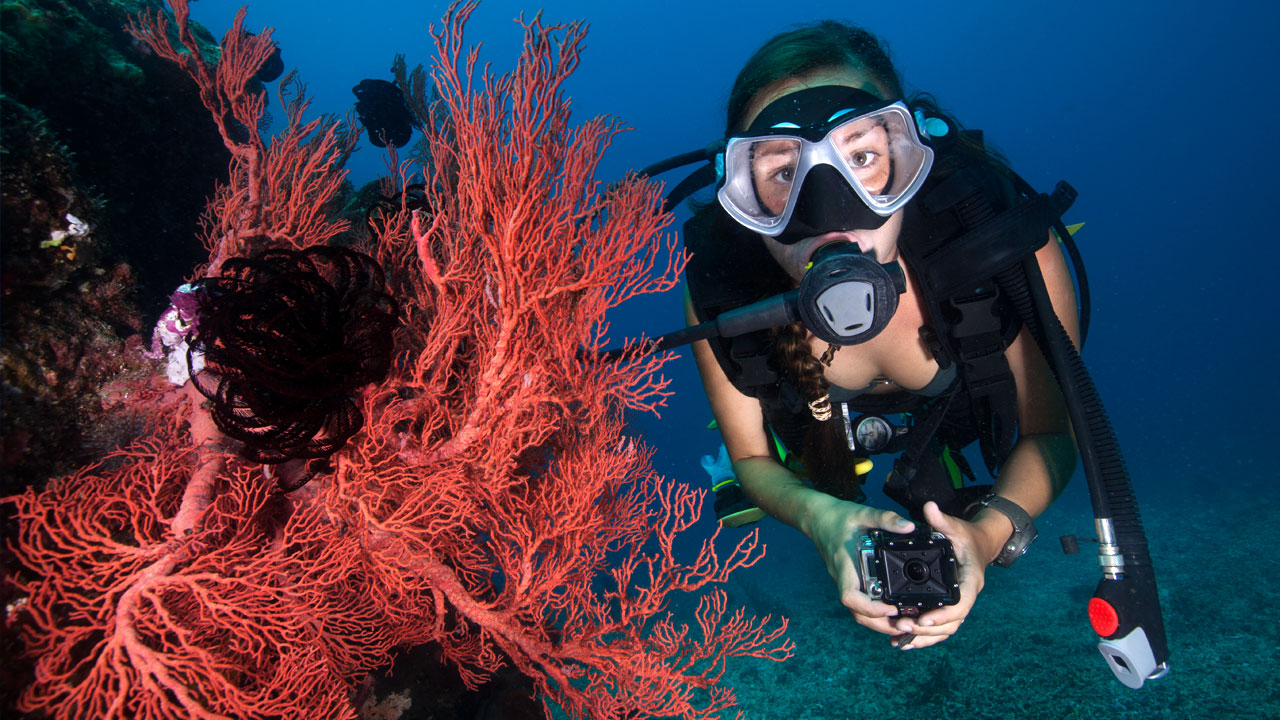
[1088,597,1119,636]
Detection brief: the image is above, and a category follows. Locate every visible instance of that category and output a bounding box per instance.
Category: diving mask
[716,86,934,242]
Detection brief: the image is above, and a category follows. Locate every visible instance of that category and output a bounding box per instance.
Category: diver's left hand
[889,501,995,650]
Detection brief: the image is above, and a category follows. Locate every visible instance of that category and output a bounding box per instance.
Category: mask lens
[830,107,931,210]
[719,136,801,230]
[830,115,893,196]
[748,138,802,216]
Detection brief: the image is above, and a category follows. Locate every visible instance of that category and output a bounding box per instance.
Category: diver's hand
[807,496,916,638]
[889,501,991,650]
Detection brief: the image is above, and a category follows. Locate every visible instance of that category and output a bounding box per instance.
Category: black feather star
[189,246,398,489]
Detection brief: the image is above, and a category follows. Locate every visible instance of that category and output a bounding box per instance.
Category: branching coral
[4,3,794,718]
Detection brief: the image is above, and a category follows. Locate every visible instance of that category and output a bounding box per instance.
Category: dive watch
[967,493,1037,568]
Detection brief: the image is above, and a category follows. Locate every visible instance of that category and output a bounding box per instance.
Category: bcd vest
[685,146,1036,478]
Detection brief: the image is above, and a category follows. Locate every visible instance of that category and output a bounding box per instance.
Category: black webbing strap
[921,183,1077,300]
[948,286,1019,472]
[888,386,957,488]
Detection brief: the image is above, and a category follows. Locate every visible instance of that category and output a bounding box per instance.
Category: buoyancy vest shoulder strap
[896,163,1045,476]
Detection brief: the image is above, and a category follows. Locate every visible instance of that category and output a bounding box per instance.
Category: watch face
[855,415,893,452]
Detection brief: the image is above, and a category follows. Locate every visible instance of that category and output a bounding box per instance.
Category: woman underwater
[682,21,1081,650]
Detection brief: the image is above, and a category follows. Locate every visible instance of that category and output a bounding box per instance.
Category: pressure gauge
[855,414,894,453]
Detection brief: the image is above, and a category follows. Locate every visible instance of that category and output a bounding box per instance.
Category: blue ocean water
[185,1,1280,717]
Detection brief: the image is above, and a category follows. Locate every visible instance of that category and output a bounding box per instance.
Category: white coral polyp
[165,341,204,386]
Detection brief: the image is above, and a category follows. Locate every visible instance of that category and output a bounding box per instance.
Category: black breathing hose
[995,255,1168,662]
[993,261,1149,563]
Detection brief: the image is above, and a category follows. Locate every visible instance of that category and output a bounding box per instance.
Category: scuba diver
[639,20,1168,685]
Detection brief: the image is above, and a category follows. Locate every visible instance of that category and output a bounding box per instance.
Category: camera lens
[904,558,930,584]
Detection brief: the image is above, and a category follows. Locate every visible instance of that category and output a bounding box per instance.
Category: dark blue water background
[187,1,1280,714]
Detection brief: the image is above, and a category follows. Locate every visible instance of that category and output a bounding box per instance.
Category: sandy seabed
[713,472,1278,720]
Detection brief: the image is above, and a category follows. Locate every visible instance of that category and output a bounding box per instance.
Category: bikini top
[827,363,957,403]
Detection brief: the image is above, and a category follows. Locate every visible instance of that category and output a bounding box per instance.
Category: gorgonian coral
[189,245,398,484]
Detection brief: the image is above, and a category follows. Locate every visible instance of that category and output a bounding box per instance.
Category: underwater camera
[854,528,960,617]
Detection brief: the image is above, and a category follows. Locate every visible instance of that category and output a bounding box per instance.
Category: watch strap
[967,493,1037,568]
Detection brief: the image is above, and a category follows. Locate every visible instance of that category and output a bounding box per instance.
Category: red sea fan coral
[4,2,793,719]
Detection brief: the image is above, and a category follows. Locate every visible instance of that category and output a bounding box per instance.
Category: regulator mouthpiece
[798,242,906,346]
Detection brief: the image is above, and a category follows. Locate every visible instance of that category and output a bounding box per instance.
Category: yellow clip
[1057,222,1085,243]
[854,459,874,476]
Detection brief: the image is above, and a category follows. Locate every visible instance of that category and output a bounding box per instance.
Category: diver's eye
[850,150,878,168]
[772,166,795,184]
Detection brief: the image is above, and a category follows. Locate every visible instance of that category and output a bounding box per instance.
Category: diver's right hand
[806,496,916,637]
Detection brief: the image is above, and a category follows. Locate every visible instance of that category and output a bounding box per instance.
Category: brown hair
[726,20,905,131]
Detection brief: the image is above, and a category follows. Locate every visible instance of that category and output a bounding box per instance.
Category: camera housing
[855,528,961,617]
